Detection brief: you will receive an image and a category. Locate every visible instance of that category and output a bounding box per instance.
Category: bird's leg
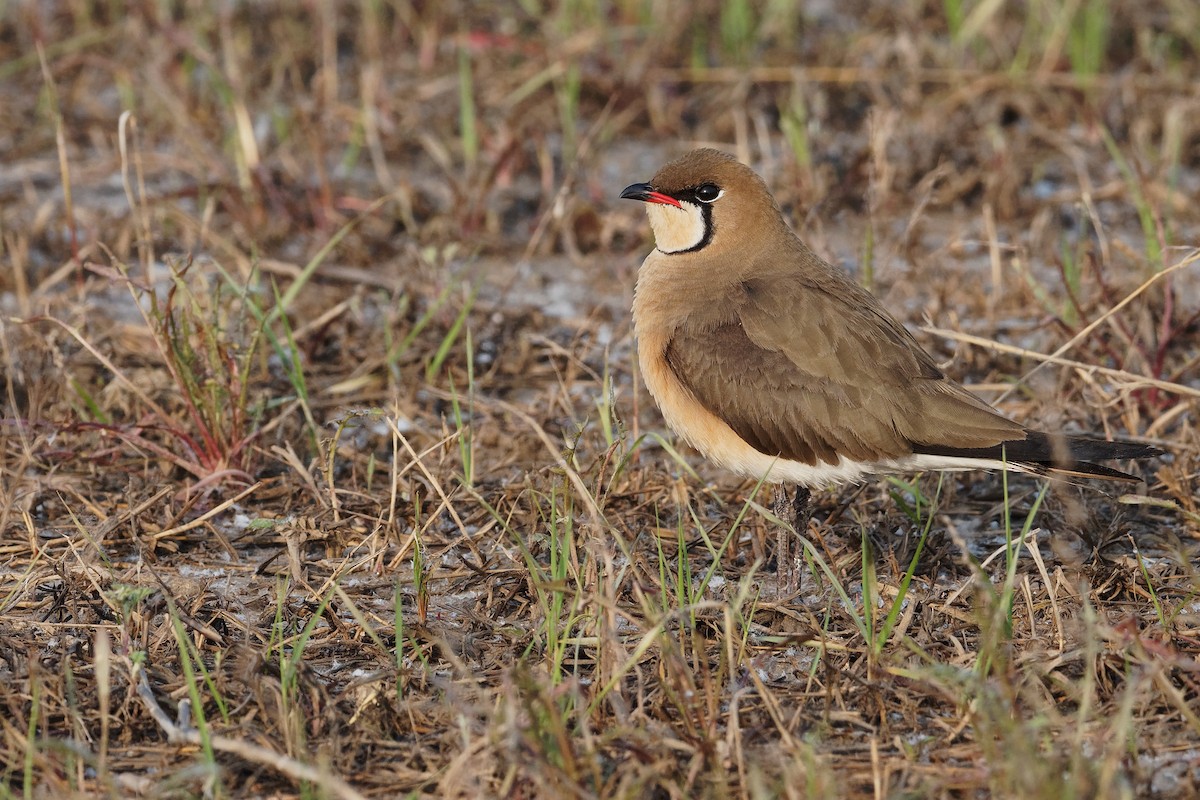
[771,485,813,594]
[791,486,813,530]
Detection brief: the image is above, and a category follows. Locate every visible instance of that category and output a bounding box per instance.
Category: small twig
[1087,250,1150,372]
[922,326,1200,404]
[988,252,1198,403]
[134,666,368,800]
[149,481,263,540]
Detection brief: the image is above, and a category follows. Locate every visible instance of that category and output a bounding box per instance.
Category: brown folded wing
[663,273,1026,467]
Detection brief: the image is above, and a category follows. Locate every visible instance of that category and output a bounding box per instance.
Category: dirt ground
[2,2,1199,798]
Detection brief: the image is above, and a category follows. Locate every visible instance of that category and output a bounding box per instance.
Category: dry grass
[2,2,1199,798]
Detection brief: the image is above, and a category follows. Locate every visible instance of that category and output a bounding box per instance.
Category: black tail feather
[914,431,1162,483]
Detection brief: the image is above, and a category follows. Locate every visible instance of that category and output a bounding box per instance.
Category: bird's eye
[694,183,723,203]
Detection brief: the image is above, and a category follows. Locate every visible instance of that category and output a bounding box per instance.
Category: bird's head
[620,148,782,257]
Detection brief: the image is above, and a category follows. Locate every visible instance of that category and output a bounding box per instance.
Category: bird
[620,148,1160,548]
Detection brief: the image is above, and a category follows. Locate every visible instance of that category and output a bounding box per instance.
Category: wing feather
[663,272,1027,467]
